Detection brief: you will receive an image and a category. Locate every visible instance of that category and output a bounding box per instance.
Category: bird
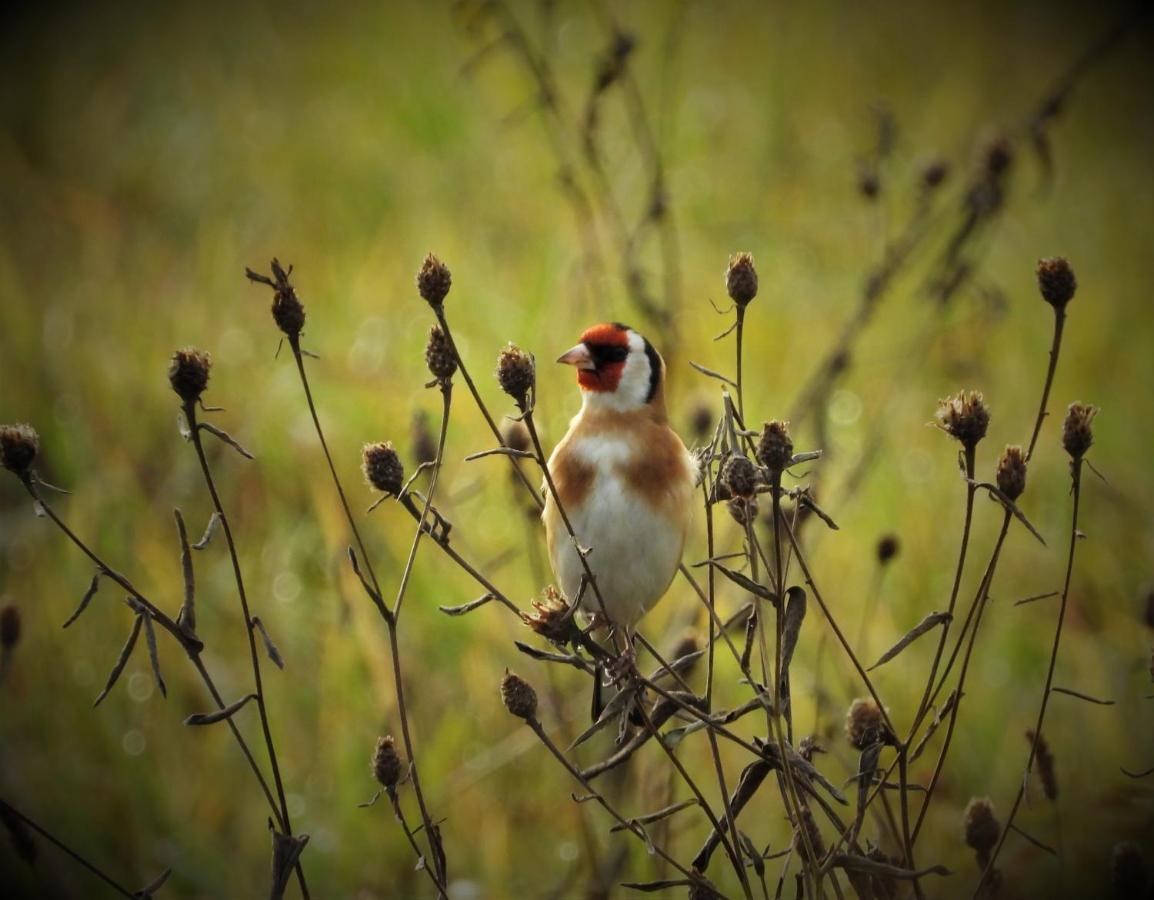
[543,322,698,653]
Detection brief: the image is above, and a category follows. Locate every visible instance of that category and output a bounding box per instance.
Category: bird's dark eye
[585,343,629,366]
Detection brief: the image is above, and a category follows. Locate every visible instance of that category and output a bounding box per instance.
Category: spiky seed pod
[362,442,404,497]
[0,605,20,651]
[792,806,825,863]
[520,586,577,646]
[1112,843,1147,899]
[168,348,211,405]
[727,496,758,526]
[725,252,758,308]
[922,159,949,190]
[936,390,990,451]
[1025,729,1057,801]
[424,325,457,381]
[756,420,794,472]
[1062,402,1097,460]
[417,253,452,308]
[996,445,1027,501]
[721,455,758,498]
[500,670,538,721]
[963,797,1001,862]
[496,344,535,410]
[0,424,39,477]
[372,735,403,789]
[270,266,305,338]
[876,534,900,565]
[1036,257,1076,309]
[845,698,891,750]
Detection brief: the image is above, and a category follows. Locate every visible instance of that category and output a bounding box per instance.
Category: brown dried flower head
[501,420,531,453]
[845,698,891,750]
[168,348,211,405]
[500,669,538,720]
[496,343,535,410]
[876,534,900,565]
[727,496,759,526]
[270,263,305,338]
[756,420,794,472]
[362,442,405,497]
[372,735,403,789]
[424,325,457,381]
[417,253,452,308]
[936,390,989,450]
[1025,729,1057,801]
[0,423,39,477]
[725,252,758,308]
[963,797,1001,859]
[721,455,758,498]
[521,586,577,646]
[1036,257,1076,309]
[0,605,21,651]
[1061,402,1097,460]
[995,445,1027,501]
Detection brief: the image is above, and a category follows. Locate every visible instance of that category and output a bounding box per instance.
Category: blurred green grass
[1,1,1153,897]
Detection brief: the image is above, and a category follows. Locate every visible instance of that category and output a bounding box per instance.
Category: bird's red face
[557,323,632,394]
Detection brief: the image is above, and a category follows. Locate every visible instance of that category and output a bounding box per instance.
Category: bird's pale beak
[556,344,596,371]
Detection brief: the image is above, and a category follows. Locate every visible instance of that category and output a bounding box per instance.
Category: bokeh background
[1,1,1153,897]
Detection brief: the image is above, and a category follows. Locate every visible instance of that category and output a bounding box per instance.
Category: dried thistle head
[500,670,538,721]
[1062,402,1097,460]
[1025,729,1057,801]
[725,252,758,308]
[727,496,759,526]
[963,797,1000,861]
[424,325,457,382]
[756,420,793,472]
[876,534,900,565]
[496,343,535,410]
[0,605,20,651]
[372,735,403,790]
[417,253,452,308]
[0,423,39,477]
[1036,257,1076,309]
[168,348,211,405]
[791,806,825,863]
[936,390,989,450]
[362,442,404,497]
[995,445,1027,501]
[721,455,758,499]
[501,420,531,453]
[521,586,577,646]
[845,698,891,750]
[269,262,305,338]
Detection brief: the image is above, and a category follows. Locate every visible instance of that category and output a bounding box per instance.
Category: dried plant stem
[184,405,309,899]
[22,485,286,830]
[0,799,136,898]
[978,461,1084,892]
[913,511,1012,843]
[287,346,447,896]
[1025,306,1066,460]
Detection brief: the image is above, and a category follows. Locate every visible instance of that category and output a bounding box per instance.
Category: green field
[1,2,1152,897]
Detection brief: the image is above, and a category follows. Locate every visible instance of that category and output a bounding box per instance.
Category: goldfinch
[543,323,697,636]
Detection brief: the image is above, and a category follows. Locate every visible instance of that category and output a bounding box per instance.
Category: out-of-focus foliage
[1,1,1152,897]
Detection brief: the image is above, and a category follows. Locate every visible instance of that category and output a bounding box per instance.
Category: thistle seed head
[963,797,1000,860]
[372,735,403,789]
[521,586,577,646]
[1036,257,1076,309]
[168,348,211,405]
[727,496,759,526]
[995,445,1027,501]
[845,698,891,750]
[496,344,535,410]
[721,455,758,499]
[936,390,989,450]
[500,670,538,721]
[725,252,758,308]
[417,253,452,308]
[424,325,457,382]
[756,420,794,473]
[1062,402,1097,460]
[0,424,39,477]
[362,442,404,497]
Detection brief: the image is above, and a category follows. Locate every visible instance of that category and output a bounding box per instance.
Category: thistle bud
[424,325,457,382]
[876,534,900,565]
[0,605,20,651]
[1061,402,1097,460]
[500,670,538,721]
[362,442,404,497]
[725,252,758,308]
[845,698,892,750]
[1036,257,1076,309]
[521,586,577,646]
[963,797,1000,862]
[720,455,758,499]
[372,735,403,790]
[0,424,39,477]
[995,445,1027,501]
[269,260,305,338]
[496,344,535,410]
[935,390,989,451]
[417,253,452,308]
[756,420,793,472]
[168,348,211,405]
